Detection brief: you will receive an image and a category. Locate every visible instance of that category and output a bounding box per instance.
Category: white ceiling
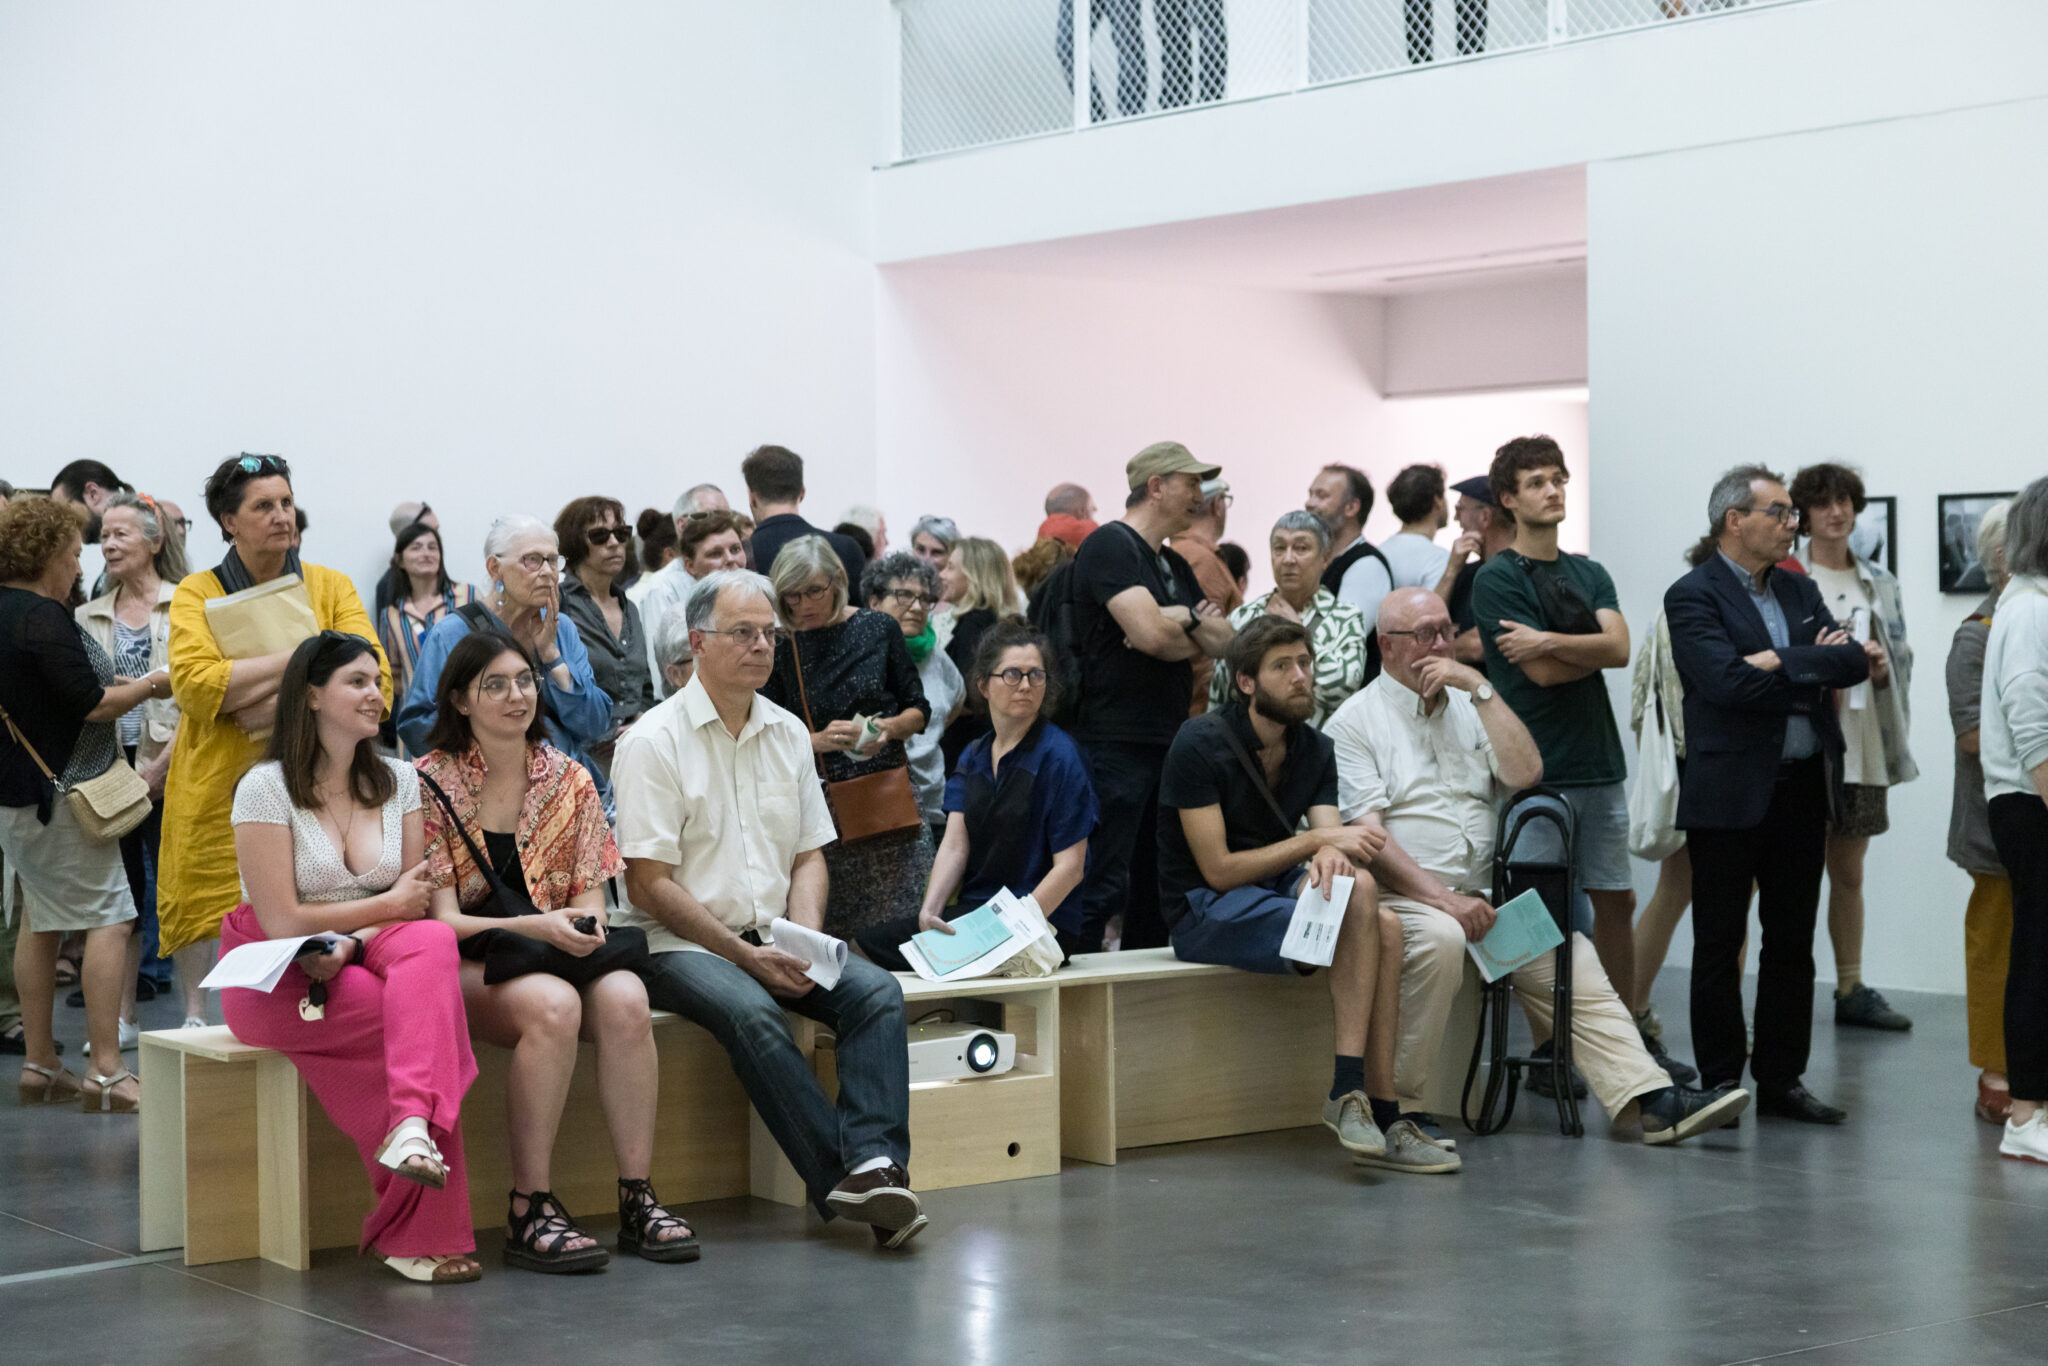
[888,165,1587,296]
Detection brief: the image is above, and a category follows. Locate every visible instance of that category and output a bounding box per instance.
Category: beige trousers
[1388,896,1670,1118]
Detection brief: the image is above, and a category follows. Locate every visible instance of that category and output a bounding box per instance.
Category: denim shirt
[1718,552,1818,761]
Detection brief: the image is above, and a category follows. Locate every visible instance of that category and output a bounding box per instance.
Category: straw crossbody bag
[789,635,923,845]
[0,702,152,843]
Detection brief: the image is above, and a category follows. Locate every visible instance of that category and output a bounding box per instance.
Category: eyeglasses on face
[1746,503,1801,526]
[989,667,1048,688]
[704,624,788,650]
[584,526,629,546]
[783,582,833,605]
[476,670,539,700]
[236,454,290,477]
[1382,625,1455,648]
[881,587,938,608]
[514,552,564,573]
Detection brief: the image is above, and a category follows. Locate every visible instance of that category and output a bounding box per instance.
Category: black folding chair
[1460,787,1584,1138]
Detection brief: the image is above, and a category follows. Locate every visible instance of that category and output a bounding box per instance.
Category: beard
[1251,683,1313,726]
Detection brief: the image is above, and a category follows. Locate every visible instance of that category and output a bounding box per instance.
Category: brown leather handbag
[790,634,923,845]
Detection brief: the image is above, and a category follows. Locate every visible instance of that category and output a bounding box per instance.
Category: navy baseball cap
[1451,475,1496,506]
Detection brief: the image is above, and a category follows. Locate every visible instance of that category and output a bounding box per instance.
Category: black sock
[1330,1055,1365,1101]
[1369,1096,1401,1133]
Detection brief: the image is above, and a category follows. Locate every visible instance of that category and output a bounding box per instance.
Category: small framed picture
[1850,496,1896,577]
[1939,492,2016,593]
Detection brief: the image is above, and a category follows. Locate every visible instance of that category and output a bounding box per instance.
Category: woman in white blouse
[223,631,481,1285]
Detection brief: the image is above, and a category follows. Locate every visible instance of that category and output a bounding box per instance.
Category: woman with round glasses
[395,515,612,814]
[763,536,932,937]
[416,631,695,1271]
[553,496,657,778]
[861,553,964,842]
[223,631,479,1284]
[856,619,1097,970]
[158,454,387,1029]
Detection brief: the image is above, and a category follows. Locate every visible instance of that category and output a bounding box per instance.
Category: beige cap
[1126,441,1222,490]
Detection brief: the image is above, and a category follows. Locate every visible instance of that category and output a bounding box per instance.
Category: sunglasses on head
[236,453,291,477]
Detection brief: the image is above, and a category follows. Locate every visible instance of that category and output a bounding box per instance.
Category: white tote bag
[1627,657,1685,862]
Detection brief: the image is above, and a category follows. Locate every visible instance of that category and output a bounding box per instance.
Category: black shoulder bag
[417,767,647,986]
[1506,552,1602,637]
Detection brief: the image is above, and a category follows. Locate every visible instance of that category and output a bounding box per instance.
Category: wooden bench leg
[138,1036,185,1253]
[257,1055,311,1271]
[1059,982,1117,1165]
[179,1055,261,1266]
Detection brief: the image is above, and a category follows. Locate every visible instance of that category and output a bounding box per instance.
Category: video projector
[906,1022,1017,1083]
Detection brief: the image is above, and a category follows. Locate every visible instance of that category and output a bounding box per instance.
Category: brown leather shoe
[827,1164,925,1247]
[1978,1074,2014,1125]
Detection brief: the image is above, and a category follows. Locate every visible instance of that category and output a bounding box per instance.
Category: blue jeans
[638,949,910,1218]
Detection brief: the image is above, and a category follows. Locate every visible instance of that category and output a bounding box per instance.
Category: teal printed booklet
[1465,889,1565,983]
[903,903,1029,981]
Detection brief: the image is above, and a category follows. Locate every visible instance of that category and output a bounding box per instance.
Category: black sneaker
[1400,1112,1457,1152]
[1524,1040,1589,1100]
[1640,1083,1750,1145]
[1835,983,1912,1031]
[1640,1028,1699,1087]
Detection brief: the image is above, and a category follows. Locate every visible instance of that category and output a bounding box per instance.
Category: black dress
[762,609,935,936]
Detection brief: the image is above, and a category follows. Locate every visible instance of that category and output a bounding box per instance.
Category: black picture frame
[1939,492,2015,593]
[1849,495,1896,577]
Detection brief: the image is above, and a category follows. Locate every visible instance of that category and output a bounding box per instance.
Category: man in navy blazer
[1666,465,1881,1125]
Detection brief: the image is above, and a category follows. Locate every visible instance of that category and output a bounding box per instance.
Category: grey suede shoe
[1321,1091,1386,1158]
[1354,1120,1462,1174]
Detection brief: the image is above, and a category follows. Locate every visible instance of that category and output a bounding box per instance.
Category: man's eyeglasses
[514,552,564,573]
[881,587,939,609]
[1382,625,1456,648]
[476,671,539,700]
[585,526,629,546]
[1746,503,1801,526]
[236,454,290,477]
[704,625,788,650]
[989,667,1049,688]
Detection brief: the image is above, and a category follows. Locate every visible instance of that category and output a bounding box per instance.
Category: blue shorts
[1168,869,1318,977]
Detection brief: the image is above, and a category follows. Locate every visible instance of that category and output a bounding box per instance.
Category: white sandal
[374,1116,448,1189]
[17,1062,81,1106]
[382,1253,482,1284]
[81,1069,140,1115]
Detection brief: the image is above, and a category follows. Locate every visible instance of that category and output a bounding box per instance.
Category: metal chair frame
[1460,787,1584,1138]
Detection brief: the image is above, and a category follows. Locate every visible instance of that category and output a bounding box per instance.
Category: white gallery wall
[875,265,1586,596]
[0,2,887,604]
[1589,96,2048,995]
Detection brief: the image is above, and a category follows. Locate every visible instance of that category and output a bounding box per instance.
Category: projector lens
[965,1032,999,1074]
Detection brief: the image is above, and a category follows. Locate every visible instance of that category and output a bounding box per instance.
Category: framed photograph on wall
[1850,495,1896,576]
[1939,492,2015,593]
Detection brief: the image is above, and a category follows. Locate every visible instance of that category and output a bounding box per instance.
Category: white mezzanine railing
[894,0,1808,161]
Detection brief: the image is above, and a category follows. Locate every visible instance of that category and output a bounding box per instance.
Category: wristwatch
[1474,682,1496,703]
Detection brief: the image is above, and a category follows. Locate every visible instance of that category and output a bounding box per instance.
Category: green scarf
[904,619,937,663]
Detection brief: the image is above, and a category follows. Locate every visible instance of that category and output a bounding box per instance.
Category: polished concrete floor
[5,975,2047,1366]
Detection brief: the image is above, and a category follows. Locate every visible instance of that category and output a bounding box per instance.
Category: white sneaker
[83,1020,141,1058]
[1354,1119,1463,1175]
[2000,1109,2048,1165]
[182,1016,208,1031]
[1320,1091,1386,1158]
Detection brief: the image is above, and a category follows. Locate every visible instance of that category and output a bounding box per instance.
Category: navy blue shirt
[943,719,1099,910]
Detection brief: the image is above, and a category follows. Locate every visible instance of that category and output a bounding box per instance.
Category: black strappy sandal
[617,1177,700,1263]
[502,1189,611,1274]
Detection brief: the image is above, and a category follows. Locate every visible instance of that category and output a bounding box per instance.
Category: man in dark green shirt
[1471,436,1691,1086]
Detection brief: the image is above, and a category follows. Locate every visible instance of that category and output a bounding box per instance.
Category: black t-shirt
[1156,706,1340,929]
[746,513,868,593]
[1070,522,1203,747]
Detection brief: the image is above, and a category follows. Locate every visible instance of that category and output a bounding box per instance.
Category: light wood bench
[1053,947,1481,1163]
[140,971,1062,1269]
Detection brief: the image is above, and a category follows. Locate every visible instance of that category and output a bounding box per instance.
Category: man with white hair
[1327,587,1750,1148]
[637,483,731,694]
[615,570,925,1249]
[395,514,613,806]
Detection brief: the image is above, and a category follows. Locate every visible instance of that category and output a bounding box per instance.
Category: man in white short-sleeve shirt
[614,569,926,1249]
[1324,588,1748,1147]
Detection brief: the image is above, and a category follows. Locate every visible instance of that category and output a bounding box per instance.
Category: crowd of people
[2,438,2044,1284]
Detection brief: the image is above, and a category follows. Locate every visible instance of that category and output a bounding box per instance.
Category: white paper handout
[200,933,347,994]
[767,918,848,991]
[1279,874,1352,968]
[899,889,1051,983]
[1846,606,1872,711]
